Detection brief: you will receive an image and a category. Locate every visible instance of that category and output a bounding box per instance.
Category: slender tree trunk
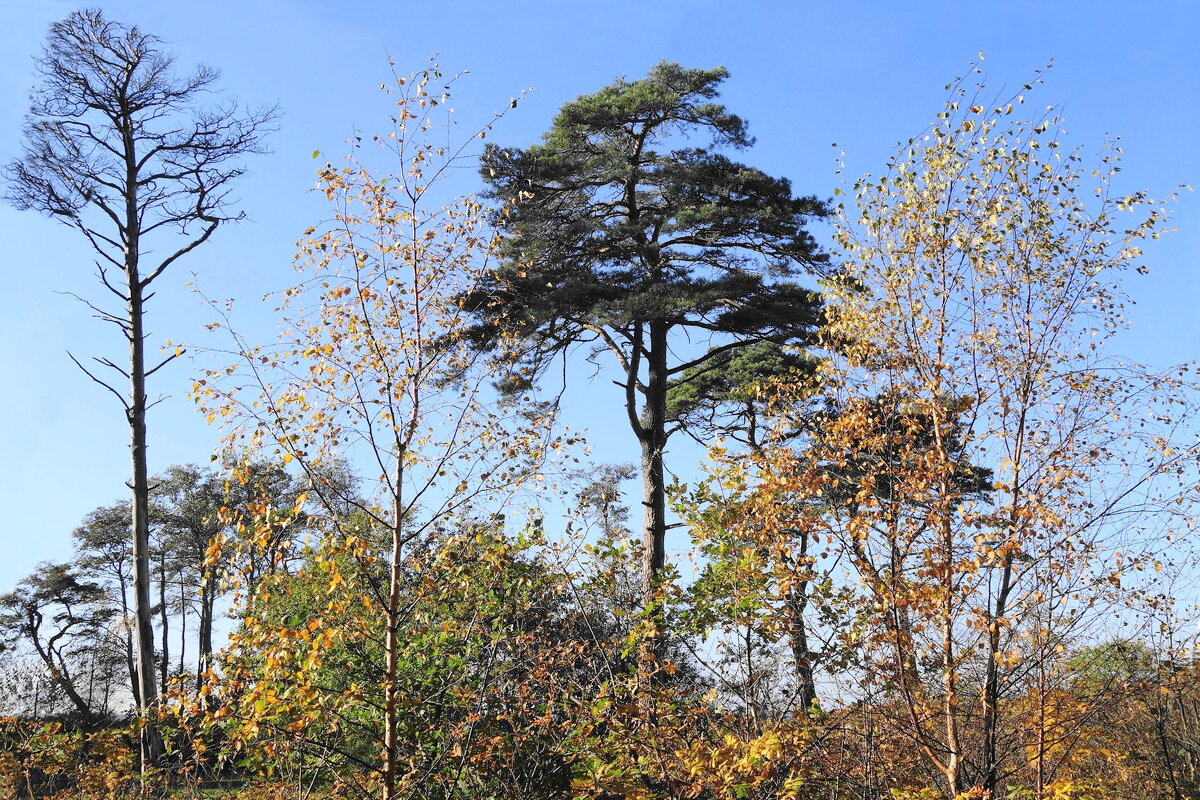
[981,558,1015,795]
[128,245,164,769]
[196,576,215,693]
[942,608,964,796]
[888,536,921,693]
[1150,695,1187,800]
[86,650,95,712]
[1035,645,1047,800]
[118,575,141,708]
[983,407,1027,796]
[158,547,170,696]
[383,454,405,800]
[101,656,113,717]
[178,574,187,678]
[639,319,669,658]
[936,467,964,796]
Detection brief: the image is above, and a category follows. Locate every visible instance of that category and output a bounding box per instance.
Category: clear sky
[2,0,1197,593]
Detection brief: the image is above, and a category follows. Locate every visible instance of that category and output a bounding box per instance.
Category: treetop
[544,61,752,150]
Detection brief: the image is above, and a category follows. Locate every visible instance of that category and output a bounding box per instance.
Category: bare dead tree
[4,8,276,769]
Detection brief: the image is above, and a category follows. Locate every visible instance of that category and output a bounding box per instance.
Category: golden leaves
[672,68,1200,798]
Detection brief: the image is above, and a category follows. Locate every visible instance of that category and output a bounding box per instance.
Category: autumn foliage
[6,60,1200,800]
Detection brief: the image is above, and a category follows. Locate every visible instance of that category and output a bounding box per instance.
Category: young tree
[195,66,564,800]
[462,62,830,617]
[684,66,1194,799]
[820,68,1191,796]
[4,9,275,766]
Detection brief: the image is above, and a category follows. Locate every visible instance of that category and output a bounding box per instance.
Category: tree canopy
[463,61,830,611]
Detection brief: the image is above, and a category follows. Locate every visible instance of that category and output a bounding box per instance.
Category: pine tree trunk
[639,319,670,662]
[196,574,215,693]
[785,587,817,709]
[158,548,170,696]
[128,236,164,770]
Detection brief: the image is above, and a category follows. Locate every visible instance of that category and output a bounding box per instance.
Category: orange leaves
[203,533,225,569]
[667,724,817,800]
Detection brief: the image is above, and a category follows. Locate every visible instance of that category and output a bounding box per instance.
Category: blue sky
[2,0,1197,593]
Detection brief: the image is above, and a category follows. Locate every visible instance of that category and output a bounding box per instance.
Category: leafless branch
[67,350,128,410]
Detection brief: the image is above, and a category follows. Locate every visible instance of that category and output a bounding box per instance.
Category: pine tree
[464,62,830,620]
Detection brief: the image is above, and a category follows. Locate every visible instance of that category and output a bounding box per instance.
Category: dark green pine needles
[461,61,831,612]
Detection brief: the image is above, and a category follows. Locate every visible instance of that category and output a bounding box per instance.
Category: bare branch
[67,350,129,410]
[56,289,126,324]
[94,356,130,378]
[140,221,218,288]
[145,350,183,378]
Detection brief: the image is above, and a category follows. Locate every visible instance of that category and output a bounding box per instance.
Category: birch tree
[822,67,1193,796]
[689,66,1195,798]
[195,66,564,800]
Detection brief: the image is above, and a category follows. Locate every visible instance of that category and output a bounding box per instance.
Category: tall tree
[4,9,275,767]
[463,62,830,619]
